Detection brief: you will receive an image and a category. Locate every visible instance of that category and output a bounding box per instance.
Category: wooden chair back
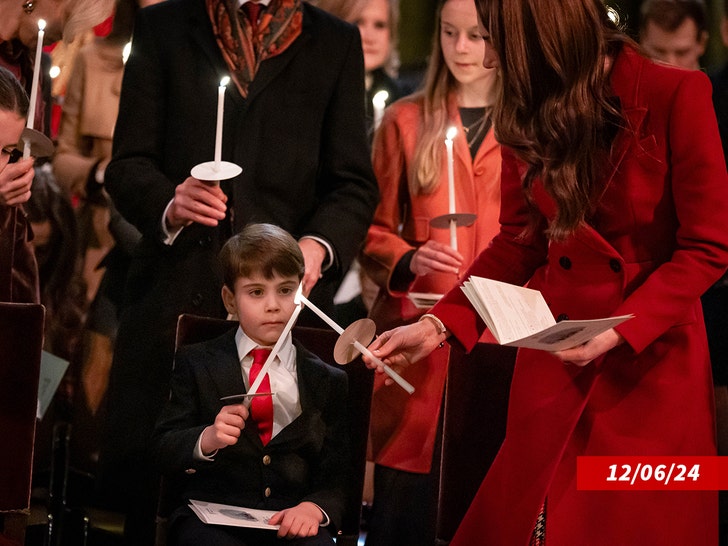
[0,303,45,543]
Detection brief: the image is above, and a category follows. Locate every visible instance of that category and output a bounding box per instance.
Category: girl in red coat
[364,0,728,544]
[359,0,514,544]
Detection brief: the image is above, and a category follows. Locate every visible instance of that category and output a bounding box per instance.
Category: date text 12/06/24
[576,456,728,490]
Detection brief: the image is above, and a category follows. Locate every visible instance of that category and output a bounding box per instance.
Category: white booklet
[460,276,633,351]
[37,351,70,420]
[188,499,280,530]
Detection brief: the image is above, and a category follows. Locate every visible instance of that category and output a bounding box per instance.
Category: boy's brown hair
[220,223,305,289]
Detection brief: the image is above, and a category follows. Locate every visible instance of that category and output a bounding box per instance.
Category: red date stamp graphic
[577,456,728,490]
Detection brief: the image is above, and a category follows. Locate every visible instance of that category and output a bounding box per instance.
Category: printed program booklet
[460,276,633,351]
[188,499,280,530]
[37,351,70,419]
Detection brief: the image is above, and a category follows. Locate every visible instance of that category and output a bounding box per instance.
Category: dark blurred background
[396,0,727,86]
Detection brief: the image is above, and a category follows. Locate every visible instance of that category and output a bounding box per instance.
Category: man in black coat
[98,1,378,543]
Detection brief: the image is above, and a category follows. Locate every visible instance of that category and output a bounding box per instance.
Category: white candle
[372,90,389,131]
[214,76,230,171]
[298,292,415,394]
[245,283,304,406]
[298,293,344,335]
[122,41,132,65]
[445,126,457,213]
[27,19,45,130]
[445,126,458,250]
[24,19,45,159]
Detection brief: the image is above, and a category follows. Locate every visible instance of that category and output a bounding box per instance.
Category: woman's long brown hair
[476,0,631,239]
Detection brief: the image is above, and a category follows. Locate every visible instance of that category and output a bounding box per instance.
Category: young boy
[151,223,350,546]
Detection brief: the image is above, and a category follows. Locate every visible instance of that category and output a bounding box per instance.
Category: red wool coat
[434,46,728,545]
[362,93,505,472]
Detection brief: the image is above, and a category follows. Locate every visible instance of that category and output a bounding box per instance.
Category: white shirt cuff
[300,235,334,271]
[162,198,184,245]
[312,503,331,527]
[194,430,217,461]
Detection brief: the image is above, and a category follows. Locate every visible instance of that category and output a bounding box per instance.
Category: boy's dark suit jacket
[151,328,350,531]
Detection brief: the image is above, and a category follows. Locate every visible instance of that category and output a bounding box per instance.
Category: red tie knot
[250,347,272,366]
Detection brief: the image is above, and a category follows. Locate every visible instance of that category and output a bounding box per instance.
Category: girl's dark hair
[0,66,29,117]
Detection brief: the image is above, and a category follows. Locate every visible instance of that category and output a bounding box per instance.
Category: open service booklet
[189,499,280,530]
[460,276,633,351]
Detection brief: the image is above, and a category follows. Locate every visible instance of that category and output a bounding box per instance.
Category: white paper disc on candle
[430,212,477,229]
[334,318,377,364]
[18,128,54,158]
[190,161,242,182]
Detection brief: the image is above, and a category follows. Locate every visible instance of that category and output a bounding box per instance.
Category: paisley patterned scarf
[207,0,303,98]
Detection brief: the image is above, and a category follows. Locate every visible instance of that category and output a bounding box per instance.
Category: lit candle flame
[372,90,389,110]
[446,125,458,141]
[220,76,230,87]
[122,42,132,64]
[38,19,46,31]
[372,90,389,131]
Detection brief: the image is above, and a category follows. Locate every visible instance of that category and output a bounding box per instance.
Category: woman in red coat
[359,0,513,544]
[364,0,728,544]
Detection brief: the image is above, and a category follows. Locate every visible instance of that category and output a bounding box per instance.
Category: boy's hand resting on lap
[269,501,323,538]
[200,403,248,455]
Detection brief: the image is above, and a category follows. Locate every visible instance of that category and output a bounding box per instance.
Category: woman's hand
[0,157,34,206]
[365,319,447,383]
[552,328,624,367]
[269,501,322,538]
[410,240,463,276]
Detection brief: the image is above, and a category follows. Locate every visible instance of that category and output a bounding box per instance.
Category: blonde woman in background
[315,0,404,138]
[316,0,407,336]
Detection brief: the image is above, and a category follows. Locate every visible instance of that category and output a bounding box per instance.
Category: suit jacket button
[262,455,271,465]
[264,487,271,498]
[184,468,196,475]
[556,313,569,322]
[558,256,572,270]
[609,258,622,273]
